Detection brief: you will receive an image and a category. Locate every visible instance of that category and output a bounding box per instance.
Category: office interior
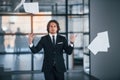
[0,0,120,80]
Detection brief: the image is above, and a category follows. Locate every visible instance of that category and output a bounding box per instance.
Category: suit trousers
[44,66,64,80]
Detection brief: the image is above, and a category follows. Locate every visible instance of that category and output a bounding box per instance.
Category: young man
[29,20,76,80]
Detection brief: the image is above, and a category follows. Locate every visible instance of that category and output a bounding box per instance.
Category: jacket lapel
[46,35,53,47]
[56,35,59,45]
[47,34,61,47]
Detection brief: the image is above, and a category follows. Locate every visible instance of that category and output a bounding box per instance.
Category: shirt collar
[49,33,57,38]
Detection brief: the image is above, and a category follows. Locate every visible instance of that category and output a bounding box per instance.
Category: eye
[54,25,57,27]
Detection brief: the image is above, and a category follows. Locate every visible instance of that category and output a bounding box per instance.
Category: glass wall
[0,0,90,74]
[1,16,31,53]
[68,0,90,74]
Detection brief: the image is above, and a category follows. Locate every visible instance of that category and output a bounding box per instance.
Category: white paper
[23,2,39,14]
[14,0,25,11]
[88,31,110,55]
[97,31,110,48]
[88,35,101,55]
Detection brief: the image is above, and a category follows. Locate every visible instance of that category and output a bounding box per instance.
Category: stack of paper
[88,31,110,55]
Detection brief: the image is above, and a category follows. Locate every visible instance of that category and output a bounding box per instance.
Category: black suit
[30,34,73,80]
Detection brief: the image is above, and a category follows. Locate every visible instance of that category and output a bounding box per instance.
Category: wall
[90,0,120,79]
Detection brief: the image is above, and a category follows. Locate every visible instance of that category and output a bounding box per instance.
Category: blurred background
[0,0,91,80]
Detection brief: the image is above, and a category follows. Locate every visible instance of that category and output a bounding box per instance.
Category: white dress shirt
[49,33,57,44]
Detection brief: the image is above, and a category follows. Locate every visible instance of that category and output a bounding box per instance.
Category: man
[29,20,76,80]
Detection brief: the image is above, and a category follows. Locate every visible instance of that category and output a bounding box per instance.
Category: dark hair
[47,20,60,33]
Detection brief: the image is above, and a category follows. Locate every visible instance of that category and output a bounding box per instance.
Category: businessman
[29,20,76,80]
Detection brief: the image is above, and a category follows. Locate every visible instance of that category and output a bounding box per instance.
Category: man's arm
[63,34,76,55]
[29,33,43,53]
[29,39,43,53]
[63,38,74,55]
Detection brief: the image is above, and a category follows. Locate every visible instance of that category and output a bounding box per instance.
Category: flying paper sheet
[23,2,39,14]
[88,31,110,55]
[97,31,110,48]
[14,0,25,11]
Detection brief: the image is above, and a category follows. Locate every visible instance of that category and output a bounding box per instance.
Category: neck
[49,33,57,36]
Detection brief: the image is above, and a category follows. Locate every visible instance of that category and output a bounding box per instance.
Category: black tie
[52,36,55,46]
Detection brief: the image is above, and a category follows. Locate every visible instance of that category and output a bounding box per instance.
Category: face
[48,22,58,34]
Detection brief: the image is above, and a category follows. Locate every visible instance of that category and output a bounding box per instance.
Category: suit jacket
[30,34,73,72]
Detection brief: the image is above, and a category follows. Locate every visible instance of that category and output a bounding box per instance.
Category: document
[23,2,39,14]
[14,0,25,11]
[88,31,110,55]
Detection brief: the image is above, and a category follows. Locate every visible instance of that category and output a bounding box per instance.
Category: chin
[51,32,56,34]
[50,31,55,33]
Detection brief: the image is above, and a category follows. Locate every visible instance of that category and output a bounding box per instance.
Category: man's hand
[70,34,77,44]
[28,33,34,44]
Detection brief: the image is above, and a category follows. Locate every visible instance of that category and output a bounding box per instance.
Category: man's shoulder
[41,34,66,39]
[57,34,66,39]
[41,35,49,39]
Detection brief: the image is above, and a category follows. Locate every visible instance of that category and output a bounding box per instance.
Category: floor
[1,71,99,80]
[0,54,99,80]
